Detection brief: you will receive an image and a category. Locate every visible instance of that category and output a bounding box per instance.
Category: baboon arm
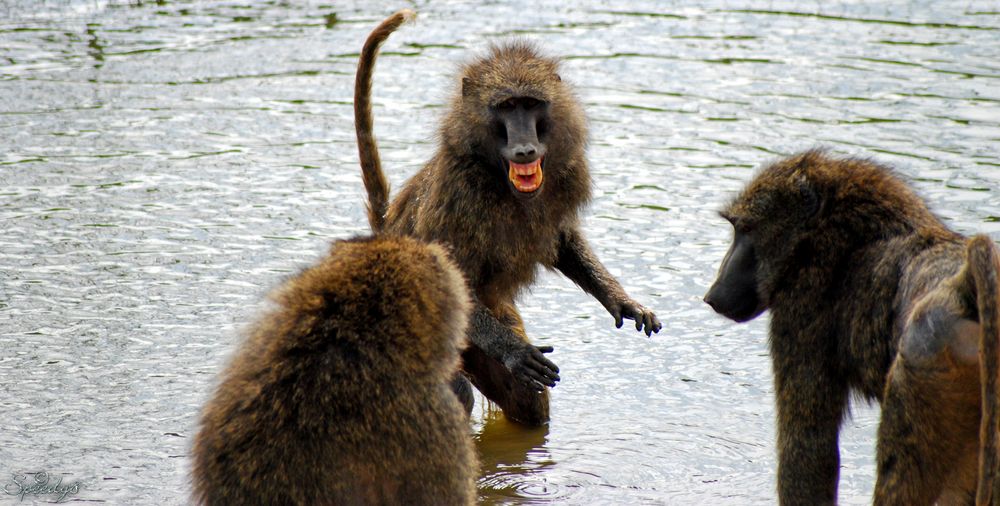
[553,228,661,336]
[469,302,560,390]
[774,362,846,506]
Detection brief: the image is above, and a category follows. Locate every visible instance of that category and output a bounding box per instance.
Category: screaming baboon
[191,235,477,506]
[354,10,661,426]
[704,150,1000,505]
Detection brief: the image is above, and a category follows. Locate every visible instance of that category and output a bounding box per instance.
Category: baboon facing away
[191,235,477,505]
[355,10,661,426]
[704,150,1000,505]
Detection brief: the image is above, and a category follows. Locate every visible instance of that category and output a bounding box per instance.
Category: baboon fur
[354,11,660,426]
[191,235,478,505]
[705,150,1000,505]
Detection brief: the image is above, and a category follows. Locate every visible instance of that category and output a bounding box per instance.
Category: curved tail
[354,9,415,232]
[971,234,1000,506]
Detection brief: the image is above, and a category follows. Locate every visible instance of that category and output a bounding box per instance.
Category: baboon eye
[497,99,516,111]
[724,215,753,234]
[521,97,541,109]
[537,117,549,137]
[492,121,507,142]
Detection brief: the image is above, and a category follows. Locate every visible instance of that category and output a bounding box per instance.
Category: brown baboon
[354,10,661,426]
[704,150,1000,505]
[191,235,477,506]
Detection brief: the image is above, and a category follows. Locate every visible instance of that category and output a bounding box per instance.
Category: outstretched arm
[554,227,661,336]
[468,301,560,391]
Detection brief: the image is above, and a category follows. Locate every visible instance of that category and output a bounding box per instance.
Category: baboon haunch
[191,235,477,506]
[704,150,1000,505]
[354,11,661,425]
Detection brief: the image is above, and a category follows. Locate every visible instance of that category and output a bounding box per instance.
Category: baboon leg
[874,313,982,506]
[463,302,549,426]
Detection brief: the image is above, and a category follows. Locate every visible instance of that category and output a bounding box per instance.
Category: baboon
[704,150,1000,505]
[191,235,478,506]
[354,10,661,426]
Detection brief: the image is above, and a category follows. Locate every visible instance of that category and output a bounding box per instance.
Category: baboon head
[704,150,931,323]
[274,236,471,380]
[704,152,826,322]
[443,41,587,201]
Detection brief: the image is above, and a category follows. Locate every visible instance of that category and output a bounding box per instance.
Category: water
[1,0,998,504]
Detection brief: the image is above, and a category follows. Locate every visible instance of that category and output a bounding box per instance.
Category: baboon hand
[610,299,662,337]
[503,344,560,391]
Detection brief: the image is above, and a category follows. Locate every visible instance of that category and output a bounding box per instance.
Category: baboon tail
[971,234,1000,506]
[354,9,415,232]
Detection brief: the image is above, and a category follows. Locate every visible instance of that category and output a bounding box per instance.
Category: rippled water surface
[2,0,999,504]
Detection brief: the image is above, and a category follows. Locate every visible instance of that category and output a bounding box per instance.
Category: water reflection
[475,408,555,504]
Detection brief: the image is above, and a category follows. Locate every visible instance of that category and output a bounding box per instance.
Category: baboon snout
[703,291,720,312]
[506,143,545,164]
[514,144,536,158]
[704,230,766,322]
[703,281,764,323]
[500,111,546,164]
[703,285,730,314]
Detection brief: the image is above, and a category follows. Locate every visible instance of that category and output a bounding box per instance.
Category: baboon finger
[536,345,554,354]
[650,313,662,333]
[613,309,624,328]
[646,312,658,336]
[528,353,556,372]
[521,367,555,388]
[533,361,560,383]
[532,350,559,374]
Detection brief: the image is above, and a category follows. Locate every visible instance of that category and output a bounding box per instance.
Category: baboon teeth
[508,158,544,193]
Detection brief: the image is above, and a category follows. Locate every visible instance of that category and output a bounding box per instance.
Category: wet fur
[191,235,477,505]
[710,150,1000,505]
[353,13,659,425]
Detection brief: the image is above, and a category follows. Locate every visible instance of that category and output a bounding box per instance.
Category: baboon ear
[554,73,561,82]
[462,77,476,97]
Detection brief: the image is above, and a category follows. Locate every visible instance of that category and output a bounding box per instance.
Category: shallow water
[1,0,998,504]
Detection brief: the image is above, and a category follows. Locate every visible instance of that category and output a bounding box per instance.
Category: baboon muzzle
[502,113,546,193]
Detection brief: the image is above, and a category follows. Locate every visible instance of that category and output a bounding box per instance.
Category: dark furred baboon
[191,235,477,506]
[354,11,661,426]
[704,150,1000,505]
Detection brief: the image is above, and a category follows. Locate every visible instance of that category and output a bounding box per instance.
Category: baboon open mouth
[508,158,544,193]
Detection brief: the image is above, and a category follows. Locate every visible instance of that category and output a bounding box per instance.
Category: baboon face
[452,42,580,202]
[489,94,550,197]
[704,224,765,322]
